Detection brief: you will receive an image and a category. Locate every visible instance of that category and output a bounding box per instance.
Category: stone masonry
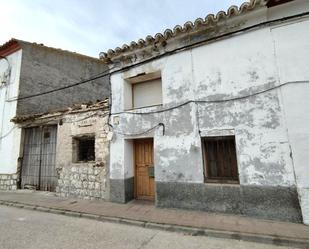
[57,164,107,199]
[0,174,18,190]
[55,104,110,200]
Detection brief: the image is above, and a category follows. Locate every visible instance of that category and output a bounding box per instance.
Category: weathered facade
[103,0,309,224]
[0,39,109,191]
[13,100,110,199]
[56,102,110,199]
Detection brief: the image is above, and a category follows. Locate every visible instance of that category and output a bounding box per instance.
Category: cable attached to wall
[107,81,309,138]
[5,80,309,140]
[111,80,309,116]
[4,11,309,102]
[110,123,165,137]
[6,66,115,102]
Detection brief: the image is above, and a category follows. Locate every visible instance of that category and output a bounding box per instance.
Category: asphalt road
[0,205,297,249]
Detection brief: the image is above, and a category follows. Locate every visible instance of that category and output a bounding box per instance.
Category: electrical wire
[6,80,308,139]
[14,110,109,127]
[4,10,309,102]
[0,110,108,141]
[0,122,35,140]
[111,81,309,116]
[111,123,165,136]
[6,66,115,102]
[0,126,17,140]
[2,11,309,139]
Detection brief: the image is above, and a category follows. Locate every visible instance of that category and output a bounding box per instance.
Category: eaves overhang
[99,0,267,67]
[0,39,21,57]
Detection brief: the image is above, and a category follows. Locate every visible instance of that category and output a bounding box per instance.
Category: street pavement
[0,205,298,249]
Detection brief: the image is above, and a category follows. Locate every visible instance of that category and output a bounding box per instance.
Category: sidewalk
[0,190,308,248]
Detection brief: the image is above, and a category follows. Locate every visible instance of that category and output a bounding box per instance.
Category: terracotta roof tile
[99,0,266,62]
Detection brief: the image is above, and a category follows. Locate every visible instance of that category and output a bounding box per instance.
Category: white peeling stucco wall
[271,17,309,224]
[0,50,22,174]
[109,1,309,222]
[110,24,299,186]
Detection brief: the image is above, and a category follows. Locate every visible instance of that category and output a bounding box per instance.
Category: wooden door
[134,138,155,200]
[21,125,58,191]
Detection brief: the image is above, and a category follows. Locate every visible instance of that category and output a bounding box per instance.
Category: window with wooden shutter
[202,136,239,183]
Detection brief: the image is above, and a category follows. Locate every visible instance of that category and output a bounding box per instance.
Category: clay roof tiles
[99,0,266,62]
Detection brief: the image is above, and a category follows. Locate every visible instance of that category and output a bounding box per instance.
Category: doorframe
[133,137,155,201]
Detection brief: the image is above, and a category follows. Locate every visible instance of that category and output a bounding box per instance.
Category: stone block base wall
[109,177,134,203]
[0,174,18,190]
[156,182,303,223]
[56,165,108,199]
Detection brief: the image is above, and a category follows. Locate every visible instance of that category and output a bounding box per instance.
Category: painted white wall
[271,18,309,224]
[109,1,309,221]
[110,22,298,184]
[0,50,22,174]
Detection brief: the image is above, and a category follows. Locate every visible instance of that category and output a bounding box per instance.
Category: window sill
[124,104,163,112]
[73,161,95,164]
[204,179,239,185]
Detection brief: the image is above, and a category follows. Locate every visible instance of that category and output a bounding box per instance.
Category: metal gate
[21,125,58,191]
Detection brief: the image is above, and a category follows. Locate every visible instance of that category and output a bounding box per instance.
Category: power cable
[7,66,114,102]
[4,10,309,102]
[7,80,308,139]
[12,110,109,127]
[0,122,35,141]
[111,123,165,136]
[3,11,309,139]
[110,81,309,116]
[0,126,17,140]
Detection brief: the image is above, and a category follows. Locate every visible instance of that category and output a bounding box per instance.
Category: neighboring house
[101,0,309,224]
[0,39,110,194]
[12,100,110,199]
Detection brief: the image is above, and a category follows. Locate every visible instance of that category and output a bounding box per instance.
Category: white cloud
[0,0,245,57]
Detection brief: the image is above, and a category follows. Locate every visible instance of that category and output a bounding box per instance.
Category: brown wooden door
[134,138,155,200]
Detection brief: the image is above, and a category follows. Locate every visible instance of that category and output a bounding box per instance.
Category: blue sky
[0,0,245,58]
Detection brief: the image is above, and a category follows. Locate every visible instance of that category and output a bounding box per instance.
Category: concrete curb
[0,200,308,249]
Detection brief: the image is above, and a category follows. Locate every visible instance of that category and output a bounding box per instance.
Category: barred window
[202,136,239,183]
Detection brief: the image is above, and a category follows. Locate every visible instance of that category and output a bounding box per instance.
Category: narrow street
[0,206,297,249]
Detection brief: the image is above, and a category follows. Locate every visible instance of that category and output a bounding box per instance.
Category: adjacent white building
[101,0,309,224]
[0,45,22,183]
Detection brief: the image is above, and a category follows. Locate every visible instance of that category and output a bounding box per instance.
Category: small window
[132,78,162,109]
[124,71,162,110]
[73,136,95,162]
[202,136,239,183]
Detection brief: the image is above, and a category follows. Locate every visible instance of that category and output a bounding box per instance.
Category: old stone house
[101,0,309,224]
[12,100,110,199]
[0,39,110,194]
